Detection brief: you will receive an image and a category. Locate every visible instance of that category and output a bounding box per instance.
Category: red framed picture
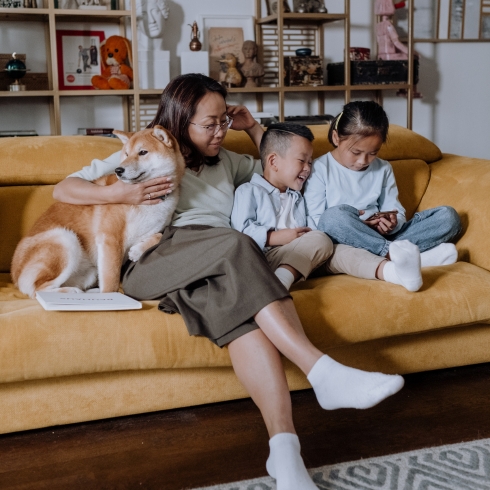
[56,30,106,90]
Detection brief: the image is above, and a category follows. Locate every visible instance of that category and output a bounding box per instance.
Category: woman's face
[188,91,228,158]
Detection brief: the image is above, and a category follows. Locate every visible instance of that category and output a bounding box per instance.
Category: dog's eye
[138,150,148,156]
[115,49,119,53]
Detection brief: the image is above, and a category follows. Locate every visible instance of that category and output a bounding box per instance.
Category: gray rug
[193,438,490,489]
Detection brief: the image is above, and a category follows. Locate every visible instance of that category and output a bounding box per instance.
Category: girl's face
[331,132,383,171]
[188,91,228,158]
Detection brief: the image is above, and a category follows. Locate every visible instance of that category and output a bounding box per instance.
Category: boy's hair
[260,123,314,165]
[328,101,389,147]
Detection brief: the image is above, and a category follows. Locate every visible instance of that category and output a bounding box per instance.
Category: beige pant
[266,231,385,281]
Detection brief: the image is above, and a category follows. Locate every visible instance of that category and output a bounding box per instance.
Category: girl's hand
[375,214,398,235]
[226,104,258,131]
[267,227,311,246]
[107,177,174,205]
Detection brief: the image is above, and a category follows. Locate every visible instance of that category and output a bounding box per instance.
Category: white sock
[420,243,458,267]
[265,433,318,490]
[382,240,423,292]
[307,355,405,410]
[275,267,295,290]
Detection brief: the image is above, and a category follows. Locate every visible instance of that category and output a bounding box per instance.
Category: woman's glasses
[189,115,233,136]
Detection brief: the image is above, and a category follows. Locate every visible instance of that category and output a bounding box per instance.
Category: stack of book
[77,128,116,137]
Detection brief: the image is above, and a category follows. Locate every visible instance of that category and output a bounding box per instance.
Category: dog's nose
[108,53,113,58]
[115,167,125,177]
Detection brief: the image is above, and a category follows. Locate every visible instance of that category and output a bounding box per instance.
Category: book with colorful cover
[35,291,142,311]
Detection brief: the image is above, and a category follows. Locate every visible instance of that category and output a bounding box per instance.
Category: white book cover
[35,292,142,311]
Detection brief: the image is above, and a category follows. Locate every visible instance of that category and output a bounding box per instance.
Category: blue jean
[317,204,462,257]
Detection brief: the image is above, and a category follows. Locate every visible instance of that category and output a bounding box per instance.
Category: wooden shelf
[257,13,346,25]
[0,90,53,97]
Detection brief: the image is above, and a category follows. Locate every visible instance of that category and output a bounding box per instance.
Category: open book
[35,292,142,311]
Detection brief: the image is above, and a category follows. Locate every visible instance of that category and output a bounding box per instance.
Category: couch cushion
[1,261,489,384]
[222,124,442,163]
[0,136,122,185]
[0,185,56,273]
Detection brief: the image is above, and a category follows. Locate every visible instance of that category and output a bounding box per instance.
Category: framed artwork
[56,30,105,90]
[198,15,254,82]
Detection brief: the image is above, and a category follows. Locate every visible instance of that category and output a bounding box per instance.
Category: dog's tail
[11,228,85,299]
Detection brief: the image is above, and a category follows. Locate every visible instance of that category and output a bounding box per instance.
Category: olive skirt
[121,225,290,347]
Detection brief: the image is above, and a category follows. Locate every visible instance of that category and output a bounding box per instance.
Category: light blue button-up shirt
[231,174,307,251]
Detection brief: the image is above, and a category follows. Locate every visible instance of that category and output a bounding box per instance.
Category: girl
[304,100,461,292]
[53,75,404,490]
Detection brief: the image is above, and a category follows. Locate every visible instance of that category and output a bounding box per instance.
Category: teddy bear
[91,35,133,90]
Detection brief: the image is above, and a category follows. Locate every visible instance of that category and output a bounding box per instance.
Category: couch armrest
[418,154,490,271]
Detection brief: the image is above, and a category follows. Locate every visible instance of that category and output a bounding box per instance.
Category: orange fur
[11,126,185,298]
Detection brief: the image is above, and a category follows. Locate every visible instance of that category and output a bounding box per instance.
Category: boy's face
[266,135,313,192]
[331,133,383,171]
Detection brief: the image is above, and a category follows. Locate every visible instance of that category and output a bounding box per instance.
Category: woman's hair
[328,100,389,147]
[260,123,314,165]
[148,73,228,168]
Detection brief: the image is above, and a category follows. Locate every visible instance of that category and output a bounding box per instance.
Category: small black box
[327,59,419,86]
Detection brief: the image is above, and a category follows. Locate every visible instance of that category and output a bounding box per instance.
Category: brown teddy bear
[91,35,133,90]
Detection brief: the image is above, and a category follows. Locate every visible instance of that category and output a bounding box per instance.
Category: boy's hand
[267,227,311,246]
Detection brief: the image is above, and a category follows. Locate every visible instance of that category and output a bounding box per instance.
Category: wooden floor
[2,362,490,490]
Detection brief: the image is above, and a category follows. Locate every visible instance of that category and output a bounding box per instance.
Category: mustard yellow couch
[1,125,490,435]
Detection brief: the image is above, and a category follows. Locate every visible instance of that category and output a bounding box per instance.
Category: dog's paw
[128,244,145,262]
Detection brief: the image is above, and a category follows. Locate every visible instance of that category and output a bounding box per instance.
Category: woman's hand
[267,228,311,247]
[226,104,258,131]
[106,177,174,205]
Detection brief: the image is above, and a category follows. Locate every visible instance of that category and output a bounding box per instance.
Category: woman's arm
[53,151,174,205]
[227,104,264,151]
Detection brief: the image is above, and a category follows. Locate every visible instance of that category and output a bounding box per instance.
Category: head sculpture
[375,0,395,16]
[136,0,170,39]
[242,40,258,60]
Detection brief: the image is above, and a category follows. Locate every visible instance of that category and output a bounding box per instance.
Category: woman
[54,73,404,490]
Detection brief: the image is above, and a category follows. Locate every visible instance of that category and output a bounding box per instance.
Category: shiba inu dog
[11,125,185,298]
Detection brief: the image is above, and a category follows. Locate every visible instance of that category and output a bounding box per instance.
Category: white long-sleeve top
[303,152,406,234]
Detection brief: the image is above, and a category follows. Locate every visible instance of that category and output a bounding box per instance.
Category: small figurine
[375,0,408,60]
[239,40,264,88]
[217,53,242,88]
[188,21,202,52]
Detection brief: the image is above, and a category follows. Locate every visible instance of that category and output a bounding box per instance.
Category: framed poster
[198,15,254,82]
[56,30,105,90]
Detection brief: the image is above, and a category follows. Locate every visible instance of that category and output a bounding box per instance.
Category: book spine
[79,128,114,135]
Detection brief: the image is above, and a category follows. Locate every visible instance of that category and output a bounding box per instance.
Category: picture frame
[198,15,255,83]
[56,30,105,90]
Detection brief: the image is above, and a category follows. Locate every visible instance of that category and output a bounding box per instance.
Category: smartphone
[367,210,398,220]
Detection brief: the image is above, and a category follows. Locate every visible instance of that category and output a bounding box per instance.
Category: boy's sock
[265,433,318,490]
[275,267,295,290]
[383,240,423,292]
[307,355,404,411]
[420,243,458,267]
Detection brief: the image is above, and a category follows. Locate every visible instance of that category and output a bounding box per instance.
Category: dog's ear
[113,130,134,145]
[152,125,173,148]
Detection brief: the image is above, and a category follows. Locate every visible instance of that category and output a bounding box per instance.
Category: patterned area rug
[193,438,490,489]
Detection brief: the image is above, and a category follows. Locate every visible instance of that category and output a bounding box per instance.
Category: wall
[0,0,488,158]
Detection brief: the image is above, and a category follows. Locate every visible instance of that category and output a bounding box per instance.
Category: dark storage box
[327,59,419,86]
[284,56,323,86]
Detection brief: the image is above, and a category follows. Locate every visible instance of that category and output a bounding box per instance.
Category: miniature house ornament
[189,21,202,52]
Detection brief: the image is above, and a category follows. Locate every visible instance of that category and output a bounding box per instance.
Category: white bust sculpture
[136,0,169,50]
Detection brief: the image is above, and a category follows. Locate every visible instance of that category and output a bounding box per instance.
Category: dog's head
[113,126,185,184]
